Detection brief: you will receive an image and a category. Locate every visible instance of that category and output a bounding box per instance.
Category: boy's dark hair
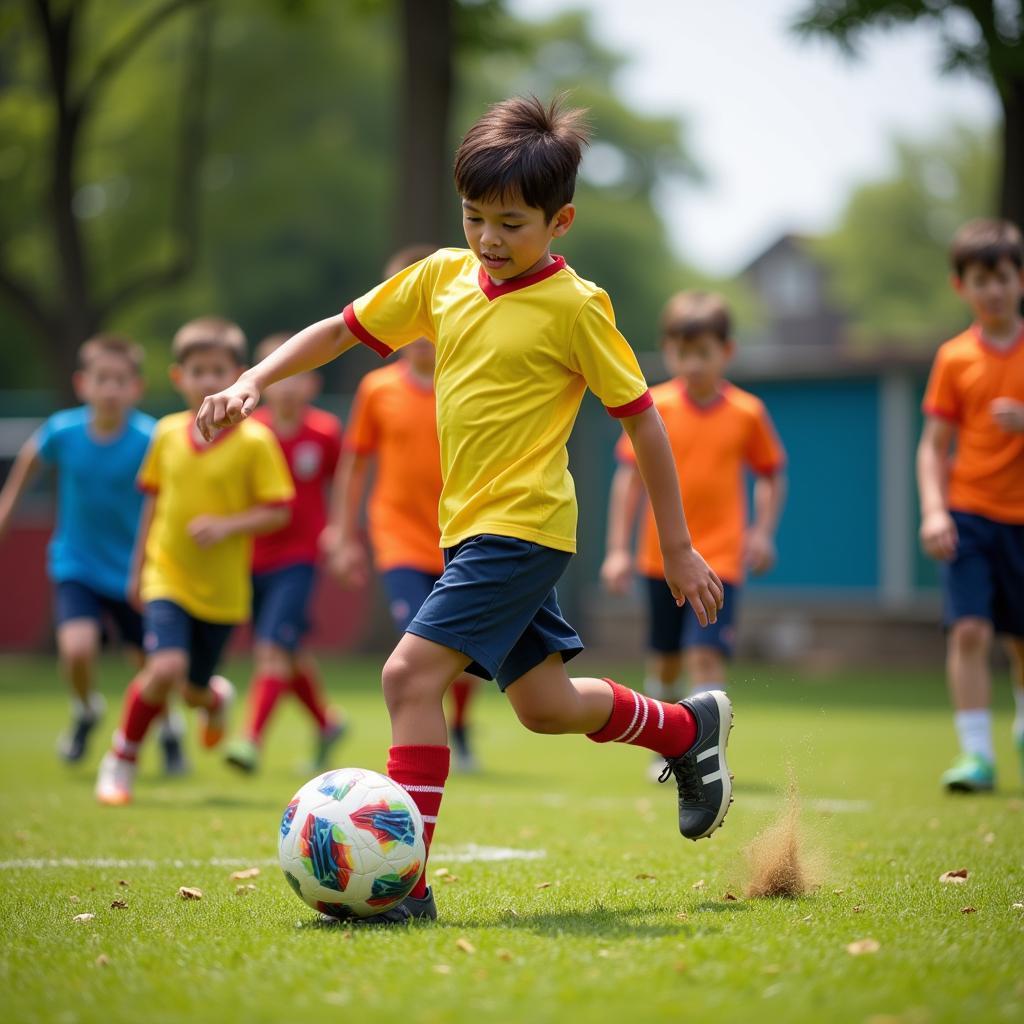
[77,334,145,375]
[172,317,247,366]
[254,331,293,364]
[660,291,732,345]
[950,218,1023,278]
[384,244,437,279]
[454,95,591,222]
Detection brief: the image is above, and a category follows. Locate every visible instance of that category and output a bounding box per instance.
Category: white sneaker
[95,751,136,806]
[200,676,235,749]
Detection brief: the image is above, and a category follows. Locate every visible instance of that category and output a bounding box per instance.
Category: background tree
[793,0,1024,227]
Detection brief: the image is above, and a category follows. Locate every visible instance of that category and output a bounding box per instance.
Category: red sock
[246,674,290,744]
[587,679,696,758]
[113,677,165,762]
[387,744,450,900]
[449,677,474,729]
[291,668,329,730]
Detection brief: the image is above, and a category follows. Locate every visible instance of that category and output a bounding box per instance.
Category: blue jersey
[35,407,155,599]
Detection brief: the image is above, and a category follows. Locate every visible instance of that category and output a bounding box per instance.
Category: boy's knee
[255,643,292,679]
[381,652,429,710]
[513,704,570,735]
[951,618,992,652]
[686,647,725,679]
[57,625,99,666]
[144,651,187,697]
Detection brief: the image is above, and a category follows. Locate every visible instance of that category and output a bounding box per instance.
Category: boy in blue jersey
[198,97,730,926]
[0,335,185,769]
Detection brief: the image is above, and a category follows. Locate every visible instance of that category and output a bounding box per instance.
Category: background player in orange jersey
[224,333,346,774]
[917,218,1024,793]
[325,246,481,772]
[602,291,786,777]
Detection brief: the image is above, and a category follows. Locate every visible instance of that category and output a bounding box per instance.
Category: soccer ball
[277,767,425,920]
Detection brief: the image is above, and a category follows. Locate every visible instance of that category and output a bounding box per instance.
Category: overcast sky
[510,0,997,274]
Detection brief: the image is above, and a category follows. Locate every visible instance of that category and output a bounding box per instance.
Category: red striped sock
[291,668,329,730]
[387,744,450,900]
[246,674,289,744]
[449,677,474,729]
[113,676,165,762]
[586,679,696,758]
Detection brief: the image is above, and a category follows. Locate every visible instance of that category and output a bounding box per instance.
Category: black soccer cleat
[57,713,100,764]
[320,887,437,927]
[658,689,733,841]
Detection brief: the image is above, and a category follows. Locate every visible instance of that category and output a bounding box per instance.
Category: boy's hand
[663,544,723,627]
[744,528,777,575]
[188,515,233,548]
[920,509,958,561]
[600,550,633,595]
[991,397,1024,434]
[196,377,260,441]
[126,571,142,613]
[328,538,370,590]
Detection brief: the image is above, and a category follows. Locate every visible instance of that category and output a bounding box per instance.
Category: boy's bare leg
[55,619,104,761]
[645,651,681,700]
[943,617,996,788]
[1006,637,1024,779]
[686,646,727,696]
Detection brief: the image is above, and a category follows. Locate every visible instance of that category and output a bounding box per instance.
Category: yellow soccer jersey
[138,411,294,623]
[343,248,651,553]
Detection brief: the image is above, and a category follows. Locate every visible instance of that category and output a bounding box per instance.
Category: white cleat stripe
[701,769,723,784]
[696,746,718,762]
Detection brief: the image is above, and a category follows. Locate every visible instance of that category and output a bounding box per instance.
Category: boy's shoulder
[721,381,768,418]
[361,361,410,393]
[126,409,157,438]
[301,406,342,440]
[41,405,90,436]
[933,327,981,366]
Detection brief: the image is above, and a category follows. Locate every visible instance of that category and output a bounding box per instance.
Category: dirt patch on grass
[745,774,820,898]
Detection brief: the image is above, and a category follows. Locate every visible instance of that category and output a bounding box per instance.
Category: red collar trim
[679,379,728,414]
[477,255,566,301]
[186,419,237,453]
[971,323,1024,357]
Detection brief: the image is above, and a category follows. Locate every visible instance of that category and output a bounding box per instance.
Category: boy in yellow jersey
[328,245,481,772]
[198,96,728,925]
[603,292,786,780]
[917,219,1024,792]
[96,318,294,805]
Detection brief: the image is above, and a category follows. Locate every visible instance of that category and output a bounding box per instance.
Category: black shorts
[644,576,738,657]
[143,600,233,688]
[54,580,143,649]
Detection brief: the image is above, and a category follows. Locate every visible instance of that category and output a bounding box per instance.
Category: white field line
[0,844,546,871]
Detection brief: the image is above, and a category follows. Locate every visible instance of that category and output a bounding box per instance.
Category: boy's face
[263,370,317,418]
[73,351,142,420]
[401,338,435,375]
[953,258,1024,329]
[461,193,575,282]
[171,348,243,411]
[663,332,733,392]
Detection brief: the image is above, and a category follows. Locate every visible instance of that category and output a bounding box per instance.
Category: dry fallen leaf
[235,884,256,895]
[939,868,969,884]
[433,964,452,975]
[801,914,812,922]
[433,868,451,877]
[675,912,689,921]
[852,905,864,913]
[762,964,781,975]
[832,889,844,895]
[73,913,96,923]
[691,879,705,890]
[673,961,687,974]
[535,882,552,890]
[960,906,977,914]
[230,867,260,881]
[845,938,880,956]
[455,938,476,955]
[110,900,128,910]
[1012,903,1024,911]
[496,949,514,962]
[635,873,657,881]
[178,886,203,900]
[69,895,80,903]
[95,954,110,967]
[117,880,129,888]
[982,832,995,845]
[723,891,739,902]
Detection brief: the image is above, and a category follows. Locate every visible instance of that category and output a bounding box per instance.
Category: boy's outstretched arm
[197,314,359,440]
[0,435,42,541]
[322,450,372,589]
[621,405,723,626]
[916,415,958,561]
[600,461,643,595]
[745,471,787,575]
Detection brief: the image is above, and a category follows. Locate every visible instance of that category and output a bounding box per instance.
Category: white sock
[159,709,186,740]
[73,692,105,720]
[644,677,678,703]
[955,709,994,762]
[1013,688,1024,743]
[690,681,725,697]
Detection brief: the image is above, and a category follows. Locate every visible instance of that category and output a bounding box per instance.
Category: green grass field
[1,653,1022,1024]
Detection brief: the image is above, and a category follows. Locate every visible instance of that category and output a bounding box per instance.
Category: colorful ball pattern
[278,767,425,920]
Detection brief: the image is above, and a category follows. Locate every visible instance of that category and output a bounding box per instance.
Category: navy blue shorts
[644,576,738,657]
[252,562,316,652]
[381,568,439,632]
[406,534,583,690]
[943,511,1024,636]
[54,580,143,649]
[143,600,233,688]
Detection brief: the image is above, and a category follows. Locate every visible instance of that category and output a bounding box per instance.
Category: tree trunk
[394,0,453,250]
[999,73,1024,229]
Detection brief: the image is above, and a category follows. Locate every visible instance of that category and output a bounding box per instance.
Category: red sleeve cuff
[750,459,785,478]
[922,403,958,423]
[343,304,393,359]
[137,482,158,494]
[606,389,653,419]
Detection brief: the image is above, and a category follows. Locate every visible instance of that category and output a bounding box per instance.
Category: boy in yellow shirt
[96,318,294,805]
[198,97,728,925]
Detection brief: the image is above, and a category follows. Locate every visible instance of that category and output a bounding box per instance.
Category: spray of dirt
[744,772,821,899]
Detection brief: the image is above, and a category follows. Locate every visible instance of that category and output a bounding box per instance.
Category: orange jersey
[922,325,1024,524]
[616,380,785,583]
[345,362,444,574]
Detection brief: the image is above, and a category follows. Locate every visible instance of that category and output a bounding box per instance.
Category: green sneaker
[311,719,347,772]
[1015,730,1024,785]
[941,753,995,793]
[224,738,259,774]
